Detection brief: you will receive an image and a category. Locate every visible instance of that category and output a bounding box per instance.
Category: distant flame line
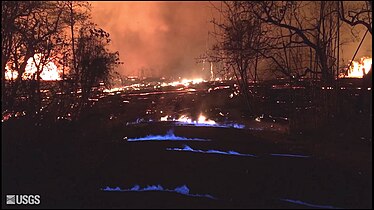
[101,184,216,200]
[160,114,245,129]
[279,198,341,209]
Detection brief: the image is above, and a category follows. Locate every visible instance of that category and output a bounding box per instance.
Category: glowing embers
[126,129,210,142]
[103,87,124,93]
[167,145,257,157]
[2,111,27,122]
[101,184,216,200]
[160,114,245,129]
[280,198,340,209]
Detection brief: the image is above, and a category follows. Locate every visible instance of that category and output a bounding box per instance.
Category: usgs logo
[6,195,40,205]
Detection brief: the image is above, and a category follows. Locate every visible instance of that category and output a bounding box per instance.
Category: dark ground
[2,81,372,209]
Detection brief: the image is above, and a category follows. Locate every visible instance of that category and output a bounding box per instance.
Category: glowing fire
[342,57,372,78]
[159,114,245,129]
[5,53,62,81]
[160,114,216,125]
[103,78,205,93]
[5,68,19,80]
[176,115,193,123]
[162,78,206,87]
[197,115,216,125]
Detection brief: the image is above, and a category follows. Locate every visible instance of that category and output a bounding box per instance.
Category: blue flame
[231,123,246,129]
[174,185,189,194]
[167,145,257,157]
[167,145,311,159]
[271,154,310,158]
[101,184,216,200]
[127,130,210,142]
[131,185,140,191]
[143,185,164,191]
[280,198,341,209]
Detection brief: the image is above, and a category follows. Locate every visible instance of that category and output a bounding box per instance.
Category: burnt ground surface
[2,81,372,209]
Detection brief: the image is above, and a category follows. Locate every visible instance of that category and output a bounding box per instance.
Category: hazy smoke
[91,2,372,78]
[91,1,219,79]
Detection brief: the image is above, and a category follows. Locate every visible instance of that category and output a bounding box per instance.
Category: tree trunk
[9,52,33,108]
[70,3,77,77]
[317,47,333,83]
[2,57,7,106]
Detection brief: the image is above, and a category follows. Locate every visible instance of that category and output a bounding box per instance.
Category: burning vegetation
[5,53,62,81]
[341,57,372,78]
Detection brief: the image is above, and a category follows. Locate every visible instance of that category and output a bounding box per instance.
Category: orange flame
[5,67,19,80]
[160,114,216,125]
[343,57,372,78]
[5,53,62,81]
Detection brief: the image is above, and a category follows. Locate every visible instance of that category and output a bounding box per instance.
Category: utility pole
[347,29,369,75]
